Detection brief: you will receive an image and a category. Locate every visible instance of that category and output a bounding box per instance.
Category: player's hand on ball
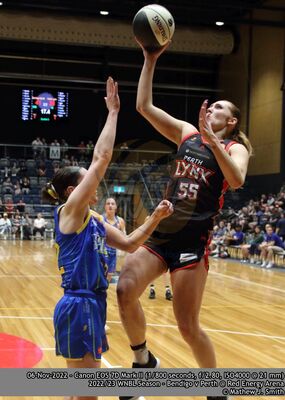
[153,200,173,220]
[136,38,171,61]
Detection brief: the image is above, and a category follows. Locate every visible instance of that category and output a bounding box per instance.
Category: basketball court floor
[0,239,284,400]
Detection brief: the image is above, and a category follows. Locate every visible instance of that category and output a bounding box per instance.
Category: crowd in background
[31,136,95,161]
[209,187,285,268]
[0,211,47,240]
[1,139,285,270]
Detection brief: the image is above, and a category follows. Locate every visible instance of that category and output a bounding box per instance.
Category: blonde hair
[226,101,253,156]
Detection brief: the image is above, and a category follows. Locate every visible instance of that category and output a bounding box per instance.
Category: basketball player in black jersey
[117,43,252,400]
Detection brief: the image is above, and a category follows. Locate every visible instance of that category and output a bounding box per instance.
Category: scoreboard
[22,89,69,121]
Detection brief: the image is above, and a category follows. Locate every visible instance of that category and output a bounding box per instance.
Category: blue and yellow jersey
[102,214,121,255]
[54,206,108,293]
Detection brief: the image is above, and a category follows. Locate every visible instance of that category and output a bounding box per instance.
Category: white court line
[209,271,285,293]
[0,269,284,293]
[0,269,284,294]
[1,315,284,341]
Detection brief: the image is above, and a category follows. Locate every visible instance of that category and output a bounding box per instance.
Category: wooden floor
[0,240,285,400]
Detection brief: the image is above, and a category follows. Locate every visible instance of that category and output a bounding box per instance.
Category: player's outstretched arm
[136,43,196,145]
[65,77,120,213]
[105,200,173,252]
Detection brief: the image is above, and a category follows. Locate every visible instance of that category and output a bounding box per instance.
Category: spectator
[31,137,43,158]
[209,220,228,255]
[276,191,285,209]
[21,213,33,240]
[37,160,47,177]
[14,181,22,196]
[41,138,48,159]
[269,205,282,228]
[267,194,276,206]
[259,205,271,228]
[16,198,26,214]
[12,214,21,238]
[225,224,244,246]
[259,224,285,268]
[33,213,46,239]
[70,156,79,166]
[2,177,14,194]
[62,154,71,167]
[0,213,12,238]
[276,212,285,241]
[10,162,19,178]
[60,139,69,156]
[50,139,60,147]
[4,199,14,217]
[20,177,31,194]
[78,141,86,159]
[52,161,60,175]
[0,198,4,214]
[241,225,264,263]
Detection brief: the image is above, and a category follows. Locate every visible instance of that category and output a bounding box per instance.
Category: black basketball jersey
[148,132,237,248]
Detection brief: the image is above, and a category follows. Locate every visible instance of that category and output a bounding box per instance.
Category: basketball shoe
[119,351,160,400]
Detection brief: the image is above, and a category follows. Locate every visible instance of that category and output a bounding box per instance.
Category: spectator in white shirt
[0,213,12,238]
[33,213,46,239]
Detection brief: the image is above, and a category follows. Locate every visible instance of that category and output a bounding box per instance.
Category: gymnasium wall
[219,13,285,181]
[218,25,250,136]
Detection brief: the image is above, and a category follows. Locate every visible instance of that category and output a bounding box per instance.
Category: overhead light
[100,10,109,16]
[0,2,3,5]
[215,21,224,26]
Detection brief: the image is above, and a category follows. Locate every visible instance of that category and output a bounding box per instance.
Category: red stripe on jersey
[219,179,229,209]
[218,141,237,208]
[141,245,168,270]
[179,131,199,147]
[225,140,238,153]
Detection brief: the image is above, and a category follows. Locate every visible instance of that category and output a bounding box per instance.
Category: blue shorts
[54,290,108,360]
[106,247,117,273]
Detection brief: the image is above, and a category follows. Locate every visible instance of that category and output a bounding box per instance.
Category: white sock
[131,342,149,364]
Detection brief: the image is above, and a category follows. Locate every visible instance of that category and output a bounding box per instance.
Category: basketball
[132,4,175,52]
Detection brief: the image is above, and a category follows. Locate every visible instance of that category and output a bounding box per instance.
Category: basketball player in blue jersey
[42,77,173,400]
[103,197,126,282]
[117,44,252,400]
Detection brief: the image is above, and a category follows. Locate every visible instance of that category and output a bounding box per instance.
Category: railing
[0,143,173,165]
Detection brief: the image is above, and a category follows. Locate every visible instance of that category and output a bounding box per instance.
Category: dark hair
[225,101,253,156]
[42,166,82,204]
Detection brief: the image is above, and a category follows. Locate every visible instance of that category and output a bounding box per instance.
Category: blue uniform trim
[53,206,109,359]
[103,214,121,273]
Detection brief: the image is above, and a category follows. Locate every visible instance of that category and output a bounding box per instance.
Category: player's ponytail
[227,102,253,156]
[42,182,59,205]
[42,166,82,204]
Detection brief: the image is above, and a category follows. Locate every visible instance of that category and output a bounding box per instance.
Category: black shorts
[143,224,211,273]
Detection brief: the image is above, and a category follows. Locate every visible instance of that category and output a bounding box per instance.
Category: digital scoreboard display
[21,89,69,121]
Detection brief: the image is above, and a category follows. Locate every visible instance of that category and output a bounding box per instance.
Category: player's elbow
[93,150,112,164]
[123,239,138,253]
[136,103,145,114]
[136,102,151,116]
[230,176,244,189]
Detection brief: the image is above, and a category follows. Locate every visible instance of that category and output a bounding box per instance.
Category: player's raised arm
[64,77,120,214]
[136,44,197,146]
